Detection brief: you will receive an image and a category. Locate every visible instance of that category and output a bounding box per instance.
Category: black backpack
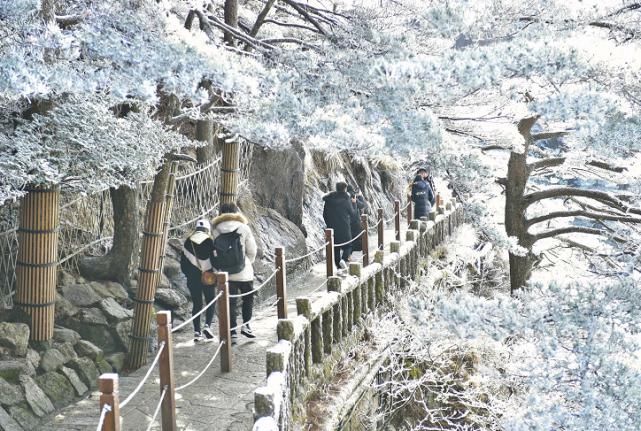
[211,229,245,274]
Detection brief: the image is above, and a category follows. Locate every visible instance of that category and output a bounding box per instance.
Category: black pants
[187,279,217,333]
[229,281,254,333]
[334,244,352,266]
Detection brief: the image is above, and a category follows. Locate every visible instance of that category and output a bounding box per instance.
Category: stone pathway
[41,227,405,431]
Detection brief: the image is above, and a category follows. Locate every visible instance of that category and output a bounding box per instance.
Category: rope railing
[369,218,383,230]
[309,278,329,294]
[172,291,223,333]
[145,386,168,431]
[284,242,329,264]
[334,228,367,247]
[175,341,225,392]
[400,201,411,211]
[120,341,166,408]
[96,404,111,431]
[228,268,278,298]
[384,211,399,225]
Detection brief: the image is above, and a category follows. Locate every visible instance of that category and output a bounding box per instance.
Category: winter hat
[196,218,211,231]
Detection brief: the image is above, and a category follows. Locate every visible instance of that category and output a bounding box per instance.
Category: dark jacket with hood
[411,175,435,218]
[180,229,215,284]
[323,191,358,244]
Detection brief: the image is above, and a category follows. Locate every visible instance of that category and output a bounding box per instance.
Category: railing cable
[96,404,111,431]
[120,341,166,408]
[284,242,329,264]
[334,229,366,247]
[145,386,168,431]
[172,291,223,333]
[228,269,278,298]
[175,341,225,392]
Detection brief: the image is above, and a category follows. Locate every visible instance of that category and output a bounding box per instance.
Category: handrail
[284,242,329,264]
[172,291,223,333]
[95,404,111,431]
[145,386,168,431]
[228,268,278,298]
[120,341,166,408]
[175,341,225,392]
[335,229,366,247]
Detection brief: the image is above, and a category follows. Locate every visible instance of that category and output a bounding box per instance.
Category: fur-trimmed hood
[212,212,248,228]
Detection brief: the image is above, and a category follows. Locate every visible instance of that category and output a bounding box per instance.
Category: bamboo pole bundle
[15,186,60,341]
[127,162,171,369]
[220,135,240,205]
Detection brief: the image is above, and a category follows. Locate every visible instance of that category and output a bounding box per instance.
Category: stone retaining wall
[252,201,464,430]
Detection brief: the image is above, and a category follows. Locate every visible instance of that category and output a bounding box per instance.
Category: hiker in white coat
[211,203,257,344]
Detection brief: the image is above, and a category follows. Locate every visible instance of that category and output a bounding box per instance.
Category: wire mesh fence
[0,140,253,309]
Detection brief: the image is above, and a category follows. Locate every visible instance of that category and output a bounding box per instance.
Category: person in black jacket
[180,218,217,342]
[411,169,436,219]
[347,185,368,252]
[323,182,358,269]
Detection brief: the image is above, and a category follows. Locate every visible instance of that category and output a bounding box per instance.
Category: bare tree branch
[261,18,322,33]
[526,209,641,227]
[533,226,607,241]
[587,159,627,173]
[259,37,320,50]
[531,131,569,141]
[56,14,85,27]
[207,15,275,50]
[527,157,566,173]
[524,187,641,215]
[281,0,328,35]
[248,0,277,37]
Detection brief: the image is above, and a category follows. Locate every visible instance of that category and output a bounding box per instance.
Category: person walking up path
[323,182,358,270]
[180,219,217,342]
[411,168,436,219]
[211,203,258,345]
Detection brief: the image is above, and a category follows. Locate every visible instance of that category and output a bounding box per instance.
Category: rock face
[155,288,187,309]
[63,308,119,353]
[60,366,88,396]
[74,340,103,361]
[99,298,132,322]
[89,281,129,301]
[0,377,24,406]
[52,328,81,345]
[38,349,65,373]
[0,405,23,431]
[0,323,29,357]
[0,362,30,382]
[66,358,98,389]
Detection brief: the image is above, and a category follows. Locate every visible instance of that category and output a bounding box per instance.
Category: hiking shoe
[231,331,238,345]
[338,260,348,270]
[202,325,215,340]
[241,325,256,339]
[193,332,203,342]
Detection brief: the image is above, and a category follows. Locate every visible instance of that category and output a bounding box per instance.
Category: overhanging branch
[527,157,566,173]
[524,187,641,215]
[533,226,607,241]
[526,209,641,227]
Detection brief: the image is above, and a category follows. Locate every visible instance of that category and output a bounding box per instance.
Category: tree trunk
[78,186,138,285]
[196,119,216,163]
[505,117,537,293]
[224,0,238,46]
[127,161,172,369]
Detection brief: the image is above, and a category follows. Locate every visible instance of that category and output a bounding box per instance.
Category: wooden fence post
[275,247,287,319]
[377,208,384,250]
[325,229,334,277]
[394,200,401,242]
[361,215,369,267]
[156,311,177,431]
[99,373,121,431]
[15,185,60,341]
[217,272,232,372]
[407,198,413,227]
[220,135,240,205]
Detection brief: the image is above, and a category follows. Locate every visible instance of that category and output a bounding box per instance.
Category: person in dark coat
[323,182,358,268]
[347,185,368,252]
[180,218,217,342]
[411,169,435,218]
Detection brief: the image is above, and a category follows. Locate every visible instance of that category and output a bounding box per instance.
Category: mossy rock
[34,372,75,409]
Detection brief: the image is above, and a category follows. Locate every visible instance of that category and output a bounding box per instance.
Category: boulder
[60,284,102,307]
[0,323,29,357]
[163,258,182,280]
[99,298,132,322]
[0,361,30,383]
[114,320,133,352]
[60,367,88,397]
[38,349,65,373]
[0,377,24,406]
[25,350,40,371]
[63,309,119,353]
[57,269,76,287]
[66,358,98,389]
[53,342,77,363]
[19,375,54,417]
[96,360,112,375]
[155,288,187,309]
[52,328,80,345]
[54,294,79,320]
[0,405,23,431]
[74,340,103,361]
[158,273,171,289]
[34,372,75,409]
[7,404,35,430]
[105,353,125,373]
[89,281,128,302]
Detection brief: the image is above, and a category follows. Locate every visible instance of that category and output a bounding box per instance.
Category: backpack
[211,229,245,274]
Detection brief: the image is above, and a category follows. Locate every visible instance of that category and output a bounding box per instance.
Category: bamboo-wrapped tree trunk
[15,186,60,341]
[220,136,240,205]
[127,162,173,369]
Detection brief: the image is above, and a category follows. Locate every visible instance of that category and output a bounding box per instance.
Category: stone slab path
[40,226,406,431]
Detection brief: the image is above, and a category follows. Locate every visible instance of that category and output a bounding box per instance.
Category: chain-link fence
[0,141,253,309]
